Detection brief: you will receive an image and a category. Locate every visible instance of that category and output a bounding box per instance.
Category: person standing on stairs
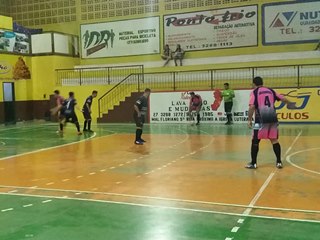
[133,88,151,145]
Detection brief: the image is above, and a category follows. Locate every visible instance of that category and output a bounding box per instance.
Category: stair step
[98,92,144,123]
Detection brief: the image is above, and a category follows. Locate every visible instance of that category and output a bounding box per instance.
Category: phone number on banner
[185,42,233,50]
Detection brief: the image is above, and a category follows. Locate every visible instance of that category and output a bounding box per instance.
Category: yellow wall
[0,54,33,101]
[31,56,80,101]
[0,15,13,30]
[56,85,113,124]
[0,54,80,101]
[4,0,319,69]
[7,0,316,67]
[75,0,318,68]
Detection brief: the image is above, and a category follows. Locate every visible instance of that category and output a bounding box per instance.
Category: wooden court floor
[0,122,319,240]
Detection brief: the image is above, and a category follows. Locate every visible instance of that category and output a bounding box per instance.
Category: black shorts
[133,112,145,128]
[83,109,91,120]
[224,102,233,113]
[62,112,79,123]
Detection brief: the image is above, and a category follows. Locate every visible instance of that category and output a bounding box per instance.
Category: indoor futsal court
[0,122,319,240]
[1,0,320,239]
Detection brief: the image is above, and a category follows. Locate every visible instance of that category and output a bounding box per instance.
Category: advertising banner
[81,17,160,58]
[150,88,320,124]
[0,29,30,54]
[163,5,258,51]
[262,0,320,45]
[0,60,12,77]
[150,90,250,124]
[275,88,320,123]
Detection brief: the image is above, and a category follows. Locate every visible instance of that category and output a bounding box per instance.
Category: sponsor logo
[165,9,256,27]
[0,61,11,74]
[234,112,244,116]
[269,12,298,28]
[82,29,115,56]
[276,90,311,120]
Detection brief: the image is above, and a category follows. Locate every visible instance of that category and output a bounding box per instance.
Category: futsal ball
[253,123,260,130]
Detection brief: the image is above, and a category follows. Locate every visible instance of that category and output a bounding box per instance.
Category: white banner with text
[150,90,250,124]
[149,88,320,124]
[262,0,320,45]
[81,17,160,58]
[163,5,258,51]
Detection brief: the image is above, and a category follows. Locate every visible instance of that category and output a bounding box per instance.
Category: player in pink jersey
[189,92,203,125]
[246,77,295,169]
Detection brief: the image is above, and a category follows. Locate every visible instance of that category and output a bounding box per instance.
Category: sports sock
[75,122,80,132]
[273,143,281,163]
[136,129,142,141]
[59,123,63,131]
[197,113,200,123]
[83,120,87,130]
[251,143,259,164]
[227,113,232,123]
[88,120,91,130]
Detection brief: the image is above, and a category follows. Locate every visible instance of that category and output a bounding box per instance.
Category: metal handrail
[55,63,319,119]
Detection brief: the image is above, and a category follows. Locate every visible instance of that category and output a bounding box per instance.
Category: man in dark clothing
[133,88,151,145]
[83,90,98,132]
[59,92,82,135]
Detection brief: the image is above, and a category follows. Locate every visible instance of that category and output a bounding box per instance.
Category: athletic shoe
[196,122,200,125]
[134,140,143,145]
[225,122,231,125]
[276,162,283,169]
[83,129,88,132]
[88,130,94,133]
[140,139,146,143]
[245,162,257,169]
[77,132,82,135]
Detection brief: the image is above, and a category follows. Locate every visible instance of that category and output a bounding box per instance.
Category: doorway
[3,82,16,124]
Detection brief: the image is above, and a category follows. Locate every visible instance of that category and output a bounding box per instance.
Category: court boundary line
[224,129,303,239]
[0,185,319,214]
[286,147,320,175]
[0,191,319,224]
[242,129,303,215]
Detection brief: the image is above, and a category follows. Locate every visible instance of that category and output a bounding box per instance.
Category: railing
[139,64,320,91]
[98,72,143,118]
[55,63,319,118]
[55,65,144,86]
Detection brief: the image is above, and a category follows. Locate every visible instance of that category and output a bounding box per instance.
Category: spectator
[173,44,184,66]
[161,44,172,66]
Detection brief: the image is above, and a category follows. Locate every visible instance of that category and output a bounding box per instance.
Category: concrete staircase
[97,92,143,123]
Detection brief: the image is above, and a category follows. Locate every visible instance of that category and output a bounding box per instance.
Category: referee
[221,83,235,125]
[133,88,151,145]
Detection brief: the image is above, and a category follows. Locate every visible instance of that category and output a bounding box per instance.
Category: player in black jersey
[83,90,98,132]
[59,92,82,135]
[133,88,151,145]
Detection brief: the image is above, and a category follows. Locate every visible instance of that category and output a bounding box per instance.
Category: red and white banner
[149,88,320,124]
[150,90,250,124]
